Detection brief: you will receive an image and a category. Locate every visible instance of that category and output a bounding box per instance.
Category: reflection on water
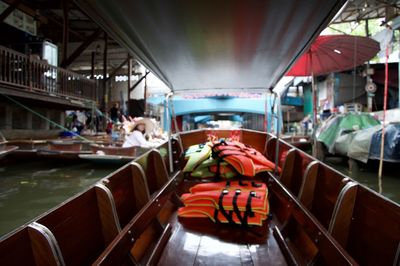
[0,160,116,237]
[325,157,400,205]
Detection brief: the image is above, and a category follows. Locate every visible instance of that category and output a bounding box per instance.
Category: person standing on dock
[110,102,122,123]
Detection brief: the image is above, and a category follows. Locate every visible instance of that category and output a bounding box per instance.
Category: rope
[0,93,92,142]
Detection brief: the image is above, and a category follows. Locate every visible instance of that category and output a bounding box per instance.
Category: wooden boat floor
[158,211,287,266]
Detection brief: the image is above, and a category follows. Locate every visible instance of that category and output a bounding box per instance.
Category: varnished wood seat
[0,223,64,266]
[329,183,400,266]
[99,155,175,264]
[100,162,151,229]
[297,162,349,229]
[279,148,314,196]
[36,186,120,265]
[136,149,170,195]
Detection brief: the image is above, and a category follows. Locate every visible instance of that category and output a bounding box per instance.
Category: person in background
[122,118,157,148]
[301,114,311,136]
[110,102,121,123]
[71,114,84,134]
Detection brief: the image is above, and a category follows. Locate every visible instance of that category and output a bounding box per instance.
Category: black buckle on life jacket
[251,181,262,188]
[239,180,248,187]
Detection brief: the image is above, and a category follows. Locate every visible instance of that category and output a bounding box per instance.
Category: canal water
[0,160,117,237]
[325,157,400,205]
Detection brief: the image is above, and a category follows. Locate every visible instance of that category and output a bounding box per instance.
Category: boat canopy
[76,0,345,92]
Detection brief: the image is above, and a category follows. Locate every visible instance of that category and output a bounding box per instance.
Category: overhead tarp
[335,125,380,163]
[75,0,345,92]
[317,113,380,153]
[335,123,400,163]
[347,125,380,163]
[369,124,400,162]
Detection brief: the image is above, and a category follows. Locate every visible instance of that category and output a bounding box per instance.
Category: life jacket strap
[232,189,247,226]
[217,189,235,225]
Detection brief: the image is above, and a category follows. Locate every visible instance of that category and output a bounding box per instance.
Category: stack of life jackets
[183,142,238,179]
[183,140,279,178]
[178,180,269,226]
[211,140,280,177]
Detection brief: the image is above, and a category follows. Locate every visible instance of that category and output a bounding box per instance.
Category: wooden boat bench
[0,223,64,265]
[279,148,314,196]
[267,173,356,265]
[93,170,181,265]
[135,149,170,196]
[98,151,177,264]
[35,186,121,265]
[329,182,400,266]
[297,162,350,229]
[100,162,151,229]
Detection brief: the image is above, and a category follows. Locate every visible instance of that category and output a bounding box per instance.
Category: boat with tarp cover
[1,0,399,265]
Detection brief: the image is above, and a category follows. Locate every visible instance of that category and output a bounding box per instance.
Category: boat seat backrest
[281,149,314,196]
[308,166,349,229]
[265,137,292,169]
[142,149,170,195]
[328,182,358,247]
[0,224,64,266]
[101,162,151,228]
[36,186,120,265]
[241,129,267,153]
[298,161,320,209]
[344,186,400,266]
[279,148,296,186]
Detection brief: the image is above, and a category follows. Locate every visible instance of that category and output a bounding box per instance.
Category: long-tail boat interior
[0,129,399,265]
[1,0,400,265]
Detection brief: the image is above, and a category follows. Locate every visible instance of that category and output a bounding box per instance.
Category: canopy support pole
[310,53,318,158]
[398,34,400,108]
[171,96,180,133]
[273,92,281,177]
[264,92,268,132]
[378,46,389,193]
[166,93,174,174]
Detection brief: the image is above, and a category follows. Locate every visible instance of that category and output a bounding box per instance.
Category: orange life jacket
[189,180,266,194]
[212,140,279,176]
[181,189,269,215]
[178,206,267,226]
[179,187,268,226]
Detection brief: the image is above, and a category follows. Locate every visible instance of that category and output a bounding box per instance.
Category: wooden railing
[0,46,96,101]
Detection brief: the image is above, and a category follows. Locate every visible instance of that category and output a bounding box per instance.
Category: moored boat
[0,141,18,160]
[6,140,48,159]
[90,144,137,157]
[37,140,92,161]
